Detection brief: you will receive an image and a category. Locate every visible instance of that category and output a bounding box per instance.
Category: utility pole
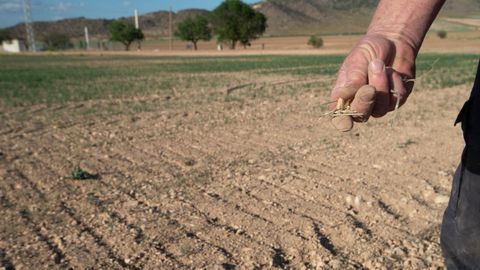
[134,9,139,29]
[22,0,36,52]
[169,6,173,50]
[84,26,90,50]
[134,9,141,50]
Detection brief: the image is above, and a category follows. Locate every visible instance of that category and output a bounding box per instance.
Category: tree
[308,35,324,48]
[210,0,267,49]
[437,30,447,39]
[0,29,11,44]
[175,16,212,50]
[43,33,73,51]
[109,21,144,51]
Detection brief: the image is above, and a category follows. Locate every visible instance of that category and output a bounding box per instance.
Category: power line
[22,0,36,52]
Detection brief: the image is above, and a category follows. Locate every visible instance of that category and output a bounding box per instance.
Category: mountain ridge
[4,0,480,40]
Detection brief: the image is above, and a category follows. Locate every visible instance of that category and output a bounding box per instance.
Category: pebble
[404,257,426,268]
[434,195,450,204]
[346,195,353,205]
[311,255,325,268]
[124,200,138,207]
[329,259,342,269]
[354,196,362,207]
[438,170,449,176]
[391,247,407,258]
[168,189,176,199]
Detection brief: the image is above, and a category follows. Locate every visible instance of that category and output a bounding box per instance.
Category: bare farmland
[0,54,477,269]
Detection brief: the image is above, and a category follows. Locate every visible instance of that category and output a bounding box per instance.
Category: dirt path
[0,82,469,269]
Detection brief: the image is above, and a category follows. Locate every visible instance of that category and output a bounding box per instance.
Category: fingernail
[370,59,384,74]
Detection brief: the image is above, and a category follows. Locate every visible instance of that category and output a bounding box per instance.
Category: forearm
[367,0,446,54]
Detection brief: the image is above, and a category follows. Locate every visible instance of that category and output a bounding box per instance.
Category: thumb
[331,115,353,132]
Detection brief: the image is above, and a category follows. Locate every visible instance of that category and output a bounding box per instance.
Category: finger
[331,62,368,109]
[331,116,354,132]
[341,67,368,100]
[389,71,409,109]
[336,85,358,104]
[368,59,390,118]
[351,85,376,122]
[330,66,348,109]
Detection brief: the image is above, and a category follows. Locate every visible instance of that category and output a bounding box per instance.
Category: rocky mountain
[253,0,378,35]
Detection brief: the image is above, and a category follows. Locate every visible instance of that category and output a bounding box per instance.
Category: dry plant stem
[389,89,402,127]
[324,98,363,117]
[226,78,331,95]
[390,59,437,126]
[226,83,255,95]
[172,87,179,97]
[415,58,439,83]
[320,100,338,107]
[336,98,345,110]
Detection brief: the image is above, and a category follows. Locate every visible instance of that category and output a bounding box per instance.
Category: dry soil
[0,75,470,269]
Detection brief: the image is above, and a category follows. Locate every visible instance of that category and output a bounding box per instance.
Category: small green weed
[398,139,417,149]
[70,165,98,180]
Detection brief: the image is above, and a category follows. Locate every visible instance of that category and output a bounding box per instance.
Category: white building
[1,39,26,53]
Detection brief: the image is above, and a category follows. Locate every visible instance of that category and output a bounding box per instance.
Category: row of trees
[0,0,265,51]
[175,0,267,50]
[0,23,144,51]
[107,0,267,51]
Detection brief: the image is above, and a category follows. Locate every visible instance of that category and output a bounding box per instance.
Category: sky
[0,0,259,28]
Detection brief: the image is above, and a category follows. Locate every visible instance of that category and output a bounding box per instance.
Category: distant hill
[4,0,480,40]
[442,0,480,16]
[254,0,480,35]
[6,9,209,40]
[253,0,378,35]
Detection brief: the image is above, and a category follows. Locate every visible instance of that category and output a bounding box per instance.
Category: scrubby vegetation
[308,35,324,48]
[437,30,448,39]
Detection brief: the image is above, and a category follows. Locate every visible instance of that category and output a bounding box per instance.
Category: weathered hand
[330,33,416,131]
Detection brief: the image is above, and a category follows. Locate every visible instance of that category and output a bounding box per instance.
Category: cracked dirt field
[0,53,475,269]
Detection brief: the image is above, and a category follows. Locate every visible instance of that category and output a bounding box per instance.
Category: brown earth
[79,32,480,55]
[0,64,469,269]
[444,18,480,28]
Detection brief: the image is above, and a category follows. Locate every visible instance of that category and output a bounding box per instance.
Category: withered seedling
[323,98,364,117]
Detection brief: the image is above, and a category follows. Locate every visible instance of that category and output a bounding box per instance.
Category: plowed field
[0,54,478,269]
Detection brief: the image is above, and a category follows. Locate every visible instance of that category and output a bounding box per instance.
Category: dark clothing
[441,167,480,269]
[441,61,480,269]
[455,61,480,174]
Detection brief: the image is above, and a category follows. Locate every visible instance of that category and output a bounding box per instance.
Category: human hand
[330,33,416,131]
